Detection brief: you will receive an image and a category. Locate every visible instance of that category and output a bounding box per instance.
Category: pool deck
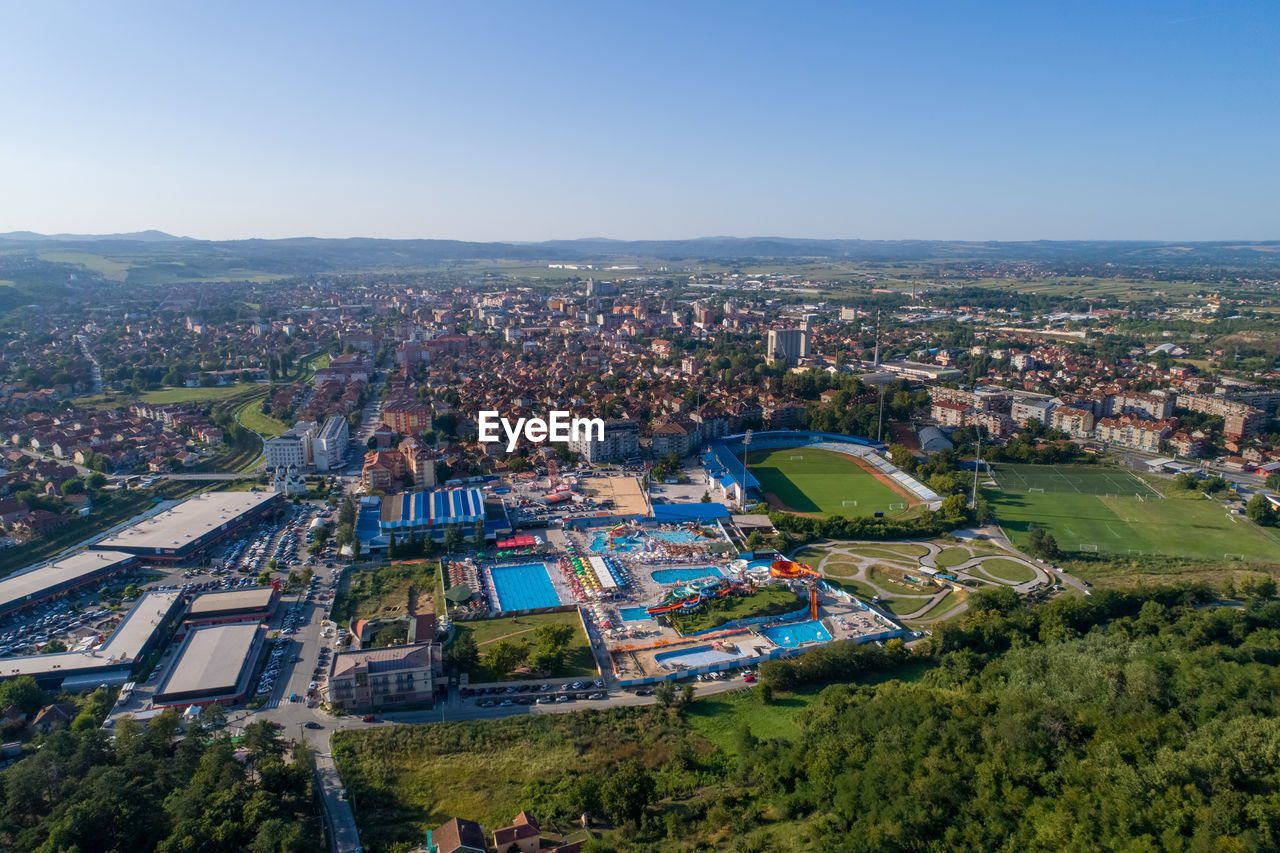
[606,583,893,681]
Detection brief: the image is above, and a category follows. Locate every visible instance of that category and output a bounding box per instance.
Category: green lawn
[876,595,937,616]
[988,464,1280,562]
[77,383,266,408]
[236,396,289,437]
[820,560,863,576]
[453,610,596,681]
[851,543,929,559]
[909,590,967,622]
[977,558,1038,584]
[748,447,911,517]
[935,547,972,569]
[667,585,807,635]
[825,577,880,599]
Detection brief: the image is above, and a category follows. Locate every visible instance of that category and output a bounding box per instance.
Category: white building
[766,328,810,367]
[264,421,316,470]
[566,419,640,464]
[313,415,350,472]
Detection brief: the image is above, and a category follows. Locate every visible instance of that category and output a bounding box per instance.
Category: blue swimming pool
[618,606,653,622]
[489,562,561,612]
[652,530,705,544]
[654,644,744,668]
[590,534,642,552]
[760,619,831,648]
[651,567,723,585]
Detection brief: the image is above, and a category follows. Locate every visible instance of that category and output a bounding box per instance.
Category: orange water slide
[769,558,820,580]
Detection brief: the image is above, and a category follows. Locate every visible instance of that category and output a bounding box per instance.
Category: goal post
[841,499,858,507]
[1028,487,1045,493]
[789,454,804,460]
[1079,544,1098,552]
[888,502,906,511]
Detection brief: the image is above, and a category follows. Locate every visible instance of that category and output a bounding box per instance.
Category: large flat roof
[98,491,278,553]
[187,587,277,616]
[0,591,181,680]
[155,622,261,701]
[0,550,135,613]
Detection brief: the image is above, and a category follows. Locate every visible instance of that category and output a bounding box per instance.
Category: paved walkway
[789,535,1063,624]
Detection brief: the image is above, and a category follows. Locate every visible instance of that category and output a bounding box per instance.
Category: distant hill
[1,231,1278,277]
[0,229,187,242]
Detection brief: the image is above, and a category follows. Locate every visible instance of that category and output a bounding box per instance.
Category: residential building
[326,642,441,713]
[1051,406,1095,437]
[264,421,315,470]
[382,398,433,435]
[434,818,486,853]
[1094,415,1175,453]
[493,812,542,853]
[566,418,640,463]
[312,415,349,472]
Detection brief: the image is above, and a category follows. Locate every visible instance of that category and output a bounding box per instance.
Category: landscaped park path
[789,535,1068,625]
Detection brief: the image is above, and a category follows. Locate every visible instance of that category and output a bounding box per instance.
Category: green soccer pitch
[747,447,911,517]
[987,463,1280,561]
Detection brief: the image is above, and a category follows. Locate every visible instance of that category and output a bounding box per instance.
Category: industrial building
[0,591,183,690]
[766,327,810,367]
[97,490,283,561]
[376,488,511,542]
[183,587,280,628]
[153,622,265,708]
[0,550,137,617]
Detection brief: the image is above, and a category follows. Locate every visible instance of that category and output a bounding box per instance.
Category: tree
[1246,493,1276,526]
[199,703,226,729]
[654,680,677,708]
[444,632,479,672]
[1027,527,1060,561]
[597,759,655,826]
[485,640,530,676]
[258,570,273,586]
[888,443,918,473]
[444,524,464,554]
[86,471,108,491]
[60,478,85,496]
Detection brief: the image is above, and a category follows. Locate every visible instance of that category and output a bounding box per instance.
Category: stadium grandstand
[703,430,941,510]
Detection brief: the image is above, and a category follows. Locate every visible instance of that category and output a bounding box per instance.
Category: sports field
[747,447,910,517]
[988,463,1280,562]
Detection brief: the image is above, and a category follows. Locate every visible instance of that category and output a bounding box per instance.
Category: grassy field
[988,463,1280,562]
[331,560,440,628]
[910,590,967,622]
[454,610,596,681]
[77,382,266,408]
[668,585,806,635]
[978,558,1038,584]
[935,547,971,568]
[39,250,131,280]
[236,396,289,437]
[748,447,910,517]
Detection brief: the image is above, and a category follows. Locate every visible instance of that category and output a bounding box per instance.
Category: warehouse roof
[155,622,261,702]
[98,491,278,552]
[0,550,135,613]
[186,587,277,617]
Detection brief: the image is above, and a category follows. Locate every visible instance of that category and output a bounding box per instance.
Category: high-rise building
[313,415,350,472]
[767,328,809,367]
[264,421,316,470]
[566,419,640,463]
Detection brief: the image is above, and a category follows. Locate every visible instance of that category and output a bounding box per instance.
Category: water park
[601,557,906,685]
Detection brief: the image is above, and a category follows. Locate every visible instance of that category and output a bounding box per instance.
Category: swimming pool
[590,534,642,552]
[654,644,744,668]
[651,530,706,544]
[618,606,653,622]
[760,619,831,648]
[650,567,723,585]
[489,562,561,612]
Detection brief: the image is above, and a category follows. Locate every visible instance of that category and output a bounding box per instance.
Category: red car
[360,714,376,723]
[743,672,757,683]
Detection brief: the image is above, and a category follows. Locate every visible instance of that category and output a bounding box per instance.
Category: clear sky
[1,1,1276,241]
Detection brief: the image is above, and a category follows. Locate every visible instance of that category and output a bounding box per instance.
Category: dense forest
[335,583,1280,852]
[0,715,319,852]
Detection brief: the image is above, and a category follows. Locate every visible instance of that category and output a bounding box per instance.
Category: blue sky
[1,1,1276,241]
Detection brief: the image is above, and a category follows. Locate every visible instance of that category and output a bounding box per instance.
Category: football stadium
[703,431,940,515]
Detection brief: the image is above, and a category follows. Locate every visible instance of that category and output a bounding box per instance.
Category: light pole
[740,429,752,508]
[971,426,982,509]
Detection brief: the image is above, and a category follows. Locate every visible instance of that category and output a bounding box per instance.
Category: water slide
[769,558,821,580]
